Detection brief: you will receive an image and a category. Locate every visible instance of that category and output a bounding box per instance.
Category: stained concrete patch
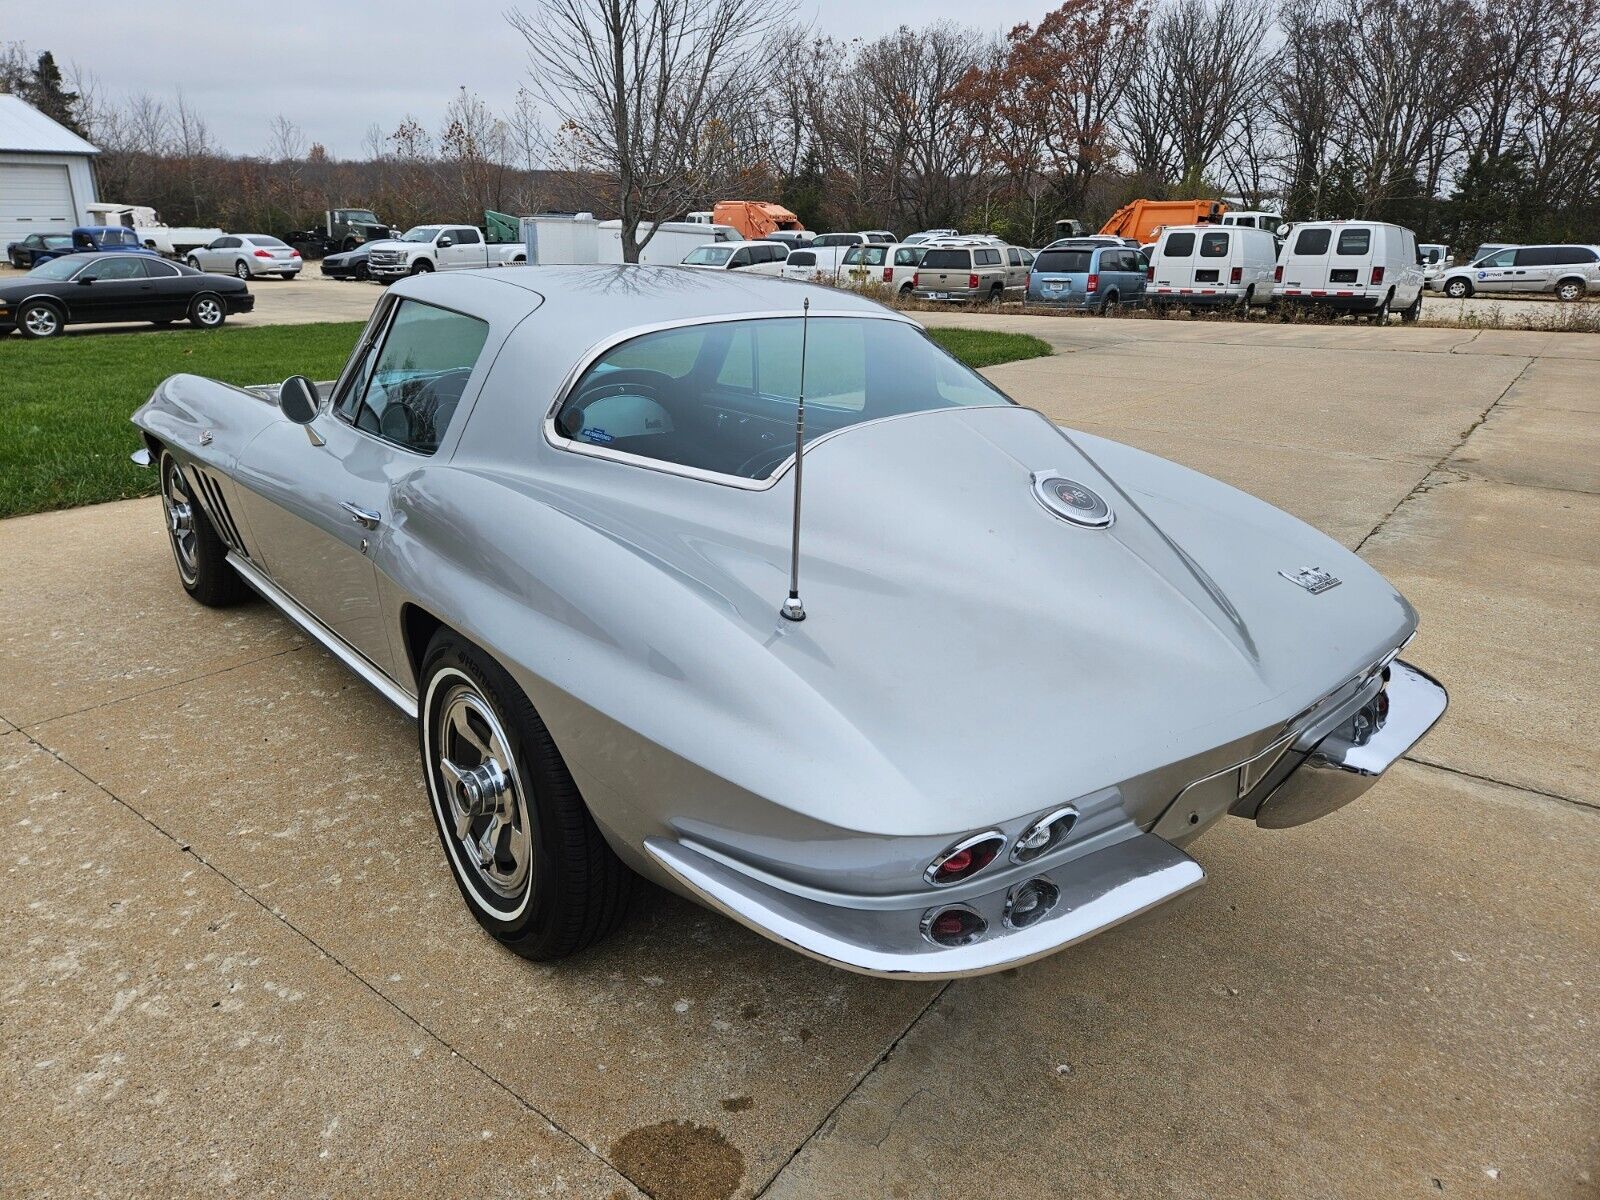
[0,497,302,727]
[1361,475,1600,805]
[762,763,1600,1199]
[611,1121,744,1200]
[27,645,940,1196]
[0,734,639,1198]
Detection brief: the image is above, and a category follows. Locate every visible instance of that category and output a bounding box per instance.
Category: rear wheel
[17,300,64,339]
[419,631,633,959]
[1444,277,1471,299]
[1371,291,1392,324]
[157,449,250,606]
[1555,278,1586,302]
[1100,292,1120,316]
[1238,286,1255,318]
[233,259,251,280]
[189,293,227,330]
[987,283,1003,305]
[1401,291,1423,324]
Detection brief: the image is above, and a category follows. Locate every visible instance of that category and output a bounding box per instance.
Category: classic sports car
[2,253,253,339]
[130,266,1446,979]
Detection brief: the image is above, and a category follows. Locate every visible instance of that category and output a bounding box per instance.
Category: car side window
[140,259,181,278]
[1164,232,1196,257]
[1481,249,1516,267]
[86,256,146,281]
[1200,232,1229,257]
[454,227,482,246]
[1007,248,1022,266]
[335,300,490,455]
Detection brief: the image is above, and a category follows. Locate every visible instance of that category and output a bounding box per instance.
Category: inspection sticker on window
[580,427,614,444]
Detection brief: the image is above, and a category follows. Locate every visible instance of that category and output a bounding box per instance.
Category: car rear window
[788,251,816,266]
[553,317,1009,480]
[920,249,971,269]
[858,246,888,266]
[1336,228,1371,255]
[1199,232,1229,257]
[1163,232,1196,257]
[1034,250,1092,274]
[249,236,290,247]
[1294,228,1332,255]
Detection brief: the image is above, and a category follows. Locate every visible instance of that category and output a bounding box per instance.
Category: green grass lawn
[0,321,1049,520]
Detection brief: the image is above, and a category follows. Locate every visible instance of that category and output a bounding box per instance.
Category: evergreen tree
[27,50,85,135]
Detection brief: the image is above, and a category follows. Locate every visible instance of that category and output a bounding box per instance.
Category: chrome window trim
[542,309,1013,492]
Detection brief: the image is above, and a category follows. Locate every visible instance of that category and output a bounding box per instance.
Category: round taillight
[1010,806,1079,864]
[925,832,1005,886]
[921,905,986,947]
[1004,878,1060,929]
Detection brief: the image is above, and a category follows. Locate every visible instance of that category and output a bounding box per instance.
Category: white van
[1273,221,1425,322]
[1220,209,1287,235]
[1147,225,1278,311]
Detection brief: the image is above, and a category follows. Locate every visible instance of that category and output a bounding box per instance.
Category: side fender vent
[189,468,249,557]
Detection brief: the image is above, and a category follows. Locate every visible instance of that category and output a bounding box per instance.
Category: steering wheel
[561,368,676,438]
[734,440,797,480]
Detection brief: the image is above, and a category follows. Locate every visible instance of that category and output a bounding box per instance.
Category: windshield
[553,317,1010,480]
[30,257,85,280]
[344,211,381,224]
[44,235,74,249]
[400,226,442,242]
[684,245,733,266]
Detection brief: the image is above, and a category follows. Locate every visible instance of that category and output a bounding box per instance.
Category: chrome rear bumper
[1244,659,1447,828]
[646,827,1204,980]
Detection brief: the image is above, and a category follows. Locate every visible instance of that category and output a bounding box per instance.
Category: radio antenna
[780,297,811,622]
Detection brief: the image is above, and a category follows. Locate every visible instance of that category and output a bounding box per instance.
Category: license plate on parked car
[928,291,950,299]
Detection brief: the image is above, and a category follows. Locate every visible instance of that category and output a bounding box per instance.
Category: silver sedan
[186,234,302,279]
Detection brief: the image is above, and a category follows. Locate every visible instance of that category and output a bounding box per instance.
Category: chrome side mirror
[279,375,319,424]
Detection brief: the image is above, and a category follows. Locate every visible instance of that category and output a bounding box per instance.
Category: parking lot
[2,310,1595,1198]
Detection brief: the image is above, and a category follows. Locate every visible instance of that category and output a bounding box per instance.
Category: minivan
[1437,244,1600,301]
[1025,242,1147,312]
[1147,225,1277,312]
[911,243,1012,303]
[1273,221,1425,322]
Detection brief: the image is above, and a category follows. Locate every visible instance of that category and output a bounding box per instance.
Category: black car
[0,253,254,339]
[320,243,374,280]
[6,232,77,269]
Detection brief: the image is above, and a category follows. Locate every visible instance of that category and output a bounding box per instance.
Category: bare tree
[507,0,796,260]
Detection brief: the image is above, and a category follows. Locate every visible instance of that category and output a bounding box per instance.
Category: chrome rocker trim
[645,828,1205,980]
[1246,659,1446,828]
[226,553,419,720]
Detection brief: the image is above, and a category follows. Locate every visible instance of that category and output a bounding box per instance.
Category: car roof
[390,264,900,329]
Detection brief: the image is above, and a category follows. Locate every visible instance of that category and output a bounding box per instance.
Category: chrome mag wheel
[194,297,223,325]
[23,304,60,337]
[434,680,532,904]
[159,456,199,586]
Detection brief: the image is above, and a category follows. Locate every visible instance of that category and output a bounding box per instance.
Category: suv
[1438,244,1600,301]
[911,242,1012,303]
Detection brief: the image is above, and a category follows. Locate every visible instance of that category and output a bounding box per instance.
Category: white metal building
[0,94,100,246]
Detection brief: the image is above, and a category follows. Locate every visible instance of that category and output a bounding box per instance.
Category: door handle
[340,501,381,529]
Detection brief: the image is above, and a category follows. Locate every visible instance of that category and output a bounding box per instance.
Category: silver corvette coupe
[131,266,1446,979]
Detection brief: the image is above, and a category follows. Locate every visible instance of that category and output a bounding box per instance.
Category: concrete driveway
[2,317,1596,1199]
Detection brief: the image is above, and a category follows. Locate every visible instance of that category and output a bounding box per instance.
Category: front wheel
[16,300,64,339]
[1444,278,1471,299]
[419,631,633,959]
[1555,279,1586,302]
[189,293,227,330]
[410,259,434,275]
[157,449,250,606]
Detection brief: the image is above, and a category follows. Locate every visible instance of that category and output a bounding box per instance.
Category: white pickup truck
[83,202,225,258]
[365,224,525,280]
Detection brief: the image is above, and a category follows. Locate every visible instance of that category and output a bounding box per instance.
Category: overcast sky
[5,0,1048,158]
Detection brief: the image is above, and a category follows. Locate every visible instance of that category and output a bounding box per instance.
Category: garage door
[0,162,76,244]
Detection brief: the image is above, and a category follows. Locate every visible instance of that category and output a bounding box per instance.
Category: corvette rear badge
[1279,566,1341,594]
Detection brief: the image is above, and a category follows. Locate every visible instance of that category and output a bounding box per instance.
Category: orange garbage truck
[712,201,807,240]
[1099,199,1225,244]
